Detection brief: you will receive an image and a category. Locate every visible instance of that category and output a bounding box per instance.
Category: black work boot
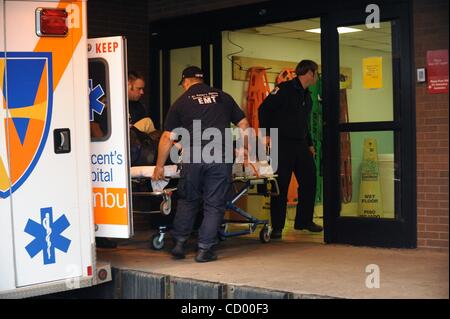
[195,248,217,263]
[171,241,186,259]
[270,229,283,240]
[294,222,323,233]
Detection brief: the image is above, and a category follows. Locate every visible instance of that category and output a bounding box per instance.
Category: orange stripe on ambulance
[92,188,128,225]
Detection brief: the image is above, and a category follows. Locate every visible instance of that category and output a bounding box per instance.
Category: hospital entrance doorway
[220,18,324,243]
[148,1,416,248]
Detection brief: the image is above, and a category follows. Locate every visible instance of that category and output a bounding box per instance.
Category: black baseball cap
[179,66,204,85]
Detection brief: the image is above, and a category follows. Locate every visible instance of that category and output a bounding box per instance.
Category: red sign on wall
[427,50,448,94]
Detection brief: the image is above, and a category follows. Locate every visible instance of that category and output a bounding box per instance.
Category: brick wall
[87,0,150,107]
[414,0,449,250]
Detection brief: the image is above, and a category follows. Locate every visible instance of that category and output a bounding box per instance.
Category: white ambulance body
[0,0,132,298]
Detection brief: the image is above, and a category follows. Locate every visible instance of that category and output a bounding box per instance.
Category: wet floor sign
[358,138,383,218]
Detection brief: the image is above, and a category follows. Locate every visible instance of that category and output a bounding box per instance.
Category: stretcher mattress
[130,162,275,179]
[130,165,180,178]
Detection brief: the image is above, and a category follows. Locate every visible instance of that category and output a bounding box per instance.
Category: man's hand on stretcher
[152,131,173,181]
[153,165,165,181]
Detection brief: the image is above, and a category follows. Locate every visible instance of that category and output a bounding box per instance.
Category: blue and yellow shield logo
[0,52,53,199]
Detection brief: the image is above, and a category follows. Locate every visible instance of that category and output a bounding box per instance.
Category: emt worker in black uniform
[259,60,323,240]
[153,66,249,262]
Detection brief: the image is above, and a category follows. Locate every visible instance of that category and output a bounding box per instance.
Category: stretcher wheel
[160,198,171,215]
[151,233,165,250]
[259,225,271,243]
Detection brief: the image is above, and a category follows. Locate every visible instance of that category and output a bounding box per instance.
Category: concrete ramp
[90,231,448,299]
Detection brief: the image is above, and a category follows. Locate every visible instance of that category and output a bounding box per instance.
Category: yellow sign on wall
[363,57,383,89]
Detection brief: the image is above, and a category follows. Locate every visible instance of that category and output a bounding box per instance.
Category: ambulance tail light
[36,8,68,37]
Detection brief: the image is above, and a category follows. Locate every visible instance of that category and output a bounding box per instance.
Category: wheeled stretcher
[130,165,180,249]
[130,162,279,249]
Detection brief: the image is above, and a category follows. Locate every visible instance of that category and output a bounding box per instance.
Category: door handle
[53,128,71,154]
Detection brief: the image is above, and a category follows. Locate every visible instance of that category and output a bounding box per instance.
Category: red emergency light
[36,8,68,37]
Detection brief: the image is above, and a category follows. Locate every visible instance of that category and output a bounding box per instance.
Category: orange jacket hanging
[246,67,271,133]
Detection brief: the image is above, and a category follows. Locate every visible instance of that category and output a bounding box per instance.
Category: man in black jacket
[259,60,323,240]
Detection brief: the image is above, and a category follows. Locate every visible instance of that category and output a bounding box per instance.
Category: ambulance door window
[89,59,110,141]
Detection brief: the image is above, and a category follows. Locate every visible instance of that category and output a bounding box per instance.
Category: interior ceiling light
[305,27,363,34]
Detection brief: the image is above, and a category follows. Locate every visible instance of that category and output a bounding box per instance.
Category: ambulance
[1,0,135,298]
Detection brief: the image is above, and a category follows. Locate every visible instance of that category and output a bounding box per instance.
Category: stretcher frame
[220,175,279,243]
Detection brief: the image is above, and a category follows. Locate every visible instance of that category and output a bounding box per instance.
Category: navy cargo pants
[172,163,232,250]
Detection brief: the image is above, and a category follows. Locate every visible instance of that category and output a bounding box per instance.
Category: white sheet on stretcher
[130,165,179,178]
[130,165,179,192]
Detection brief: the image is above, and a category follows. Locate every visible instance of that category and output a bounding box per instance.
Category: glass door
[322,2,416,247]
[148,29,220,128]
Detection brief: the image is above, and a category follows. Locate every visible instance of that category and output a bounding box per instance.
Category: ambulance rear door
[88,36,133,239]
[0,0,16,292]
[3,0,92,288]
